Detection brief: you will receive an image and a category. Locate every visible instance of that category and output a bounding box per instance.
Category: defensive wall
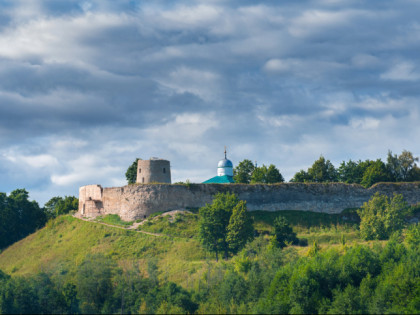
[78,182,420,221]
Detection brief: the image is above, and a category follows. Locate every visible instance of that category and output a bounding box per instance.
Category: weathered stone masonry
[78,182,420,221]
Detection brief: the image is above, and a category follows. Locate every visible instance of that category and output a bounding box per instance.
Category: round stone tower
[136,158,171,184]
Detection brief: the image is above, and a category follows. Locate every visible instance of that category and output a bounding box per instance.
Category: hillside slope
[0,215,208,286]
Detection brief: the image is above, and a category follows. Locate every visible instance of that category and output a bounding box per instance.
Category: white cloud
[380,61,420,81]
[289,9,370,37]
[4,153,59,168]
[0,13,133,64]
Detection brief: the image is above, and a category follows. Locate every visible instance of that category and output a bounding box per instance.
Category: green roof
[202,175,235,184]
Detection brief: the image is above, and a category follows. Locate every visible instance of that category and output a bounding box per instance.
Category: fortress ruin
[78,181,420,221]
[77,157,420,221]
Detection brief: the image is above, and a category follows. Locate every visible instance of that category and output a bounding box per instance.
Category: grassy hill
[0,215,209,287]
[0,209,360,284]
[1,209,419,314]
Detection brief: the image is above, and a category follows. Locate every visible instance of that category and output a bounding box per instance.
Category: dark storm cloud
[0,0,419,203]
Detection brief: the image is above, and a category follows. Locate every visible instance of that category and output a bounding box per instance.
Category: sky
[1,0,420,205]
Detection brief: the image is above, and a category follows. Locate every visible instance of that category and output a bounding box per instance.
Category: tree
[125,158,140,184]
[360,160,391,188]
[233,159,255,184]
[338,160,365,184]
[387,150,419,182]
[266,164,285,184]
[44,196,78,219]
[272,216,298,248]
[226,201,254,254]
[405,223,420,249]
[291,156,338,183]
[250,164,284,184]
[307,156,338,182]
[358,193,409,240]
[250,165,268,184]
[76,254,116,314]
[290,170,310,183]
[0,189,46,250]
[408,166,420,181]
[198,192,239,261]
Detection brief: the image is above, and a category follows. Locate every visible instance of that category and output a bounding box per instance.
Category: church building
[202,149,235,184]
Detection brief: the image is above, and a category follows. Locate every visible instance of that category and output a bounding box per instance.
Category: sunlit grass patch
[95,214,133,227]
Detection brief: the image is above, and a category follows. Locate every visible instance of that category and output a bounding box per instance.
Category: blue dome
[218,159,233,168]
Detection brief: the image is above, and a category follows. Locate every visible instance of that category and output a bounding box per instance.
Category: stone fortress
[78,154,420,221]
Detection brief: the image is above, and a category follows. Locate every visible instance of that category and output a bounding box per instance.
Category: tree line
[0,255,198,314]
[0,190,78,250]
[233,150,420,187]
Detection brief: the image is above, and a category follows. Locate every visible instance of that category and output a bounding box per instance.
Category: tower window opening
[163,168,166,173]
[142,177,144,183]
[139,168,141,173]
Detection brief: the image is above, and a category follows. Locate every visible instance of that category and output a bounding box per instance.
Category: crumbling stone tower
[136,158,171,184]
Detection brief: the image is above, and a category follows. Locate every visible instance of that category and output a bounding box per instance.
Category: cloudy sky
[1,0,420,205]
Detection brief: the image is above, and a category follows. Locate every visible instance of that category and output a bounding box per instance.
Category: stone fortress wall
[78,182,420,221]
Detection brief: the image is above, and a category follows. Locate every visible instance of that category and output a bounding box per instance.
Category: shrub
[358,193,409,240]
[272,216,298,248]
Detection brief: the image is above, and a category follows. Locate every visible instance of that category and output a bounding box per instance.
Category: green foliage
[266,164,285,183]
[290,169,311,182]
[233,159,255,184]
[405,223,420,249]
[307,240,321,257]
[387,150,420,182]
[76,253,116,313]
[226,201,254,254]
[250,164,268,183]
[308,156,338,182]
[272,216,298,248]
[327,285,366,314]
[361,160,392,187]
[338,159,366,184]
[125,158,140,184]
[44,196,78,219]
[0,189,47,250]
[358,193,409,240]
[293,150,420,186]
[198,192,239,260]
[292,156,338,183]
[233,159,285,184]
[250,164,284,184]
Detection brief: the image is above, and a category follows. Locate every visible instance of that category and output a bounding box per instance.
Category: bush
[272,216,298,248]
[358,193,409,240]
[405,223,420,248]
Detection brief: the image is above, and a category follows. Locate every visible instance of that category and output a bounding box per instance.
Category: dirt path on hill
[73,216,163,237]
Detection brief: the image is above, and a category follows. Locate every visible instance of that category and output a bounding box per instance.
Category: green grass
[0,209,366,288]
[95,214,133,227]
[0,215,208,287]
[138,212,199,238]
